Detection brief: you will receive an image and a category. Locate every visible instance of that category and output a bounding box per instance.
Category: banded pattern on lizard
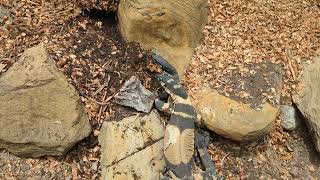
[152,53,223,180]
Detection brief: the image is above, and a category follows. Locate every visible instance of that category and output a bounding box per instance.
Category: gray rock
[293,51,320,152]
[280,105,300,131]
[114,76,155,113]
[99,110,164,179]
[0,45,91,157]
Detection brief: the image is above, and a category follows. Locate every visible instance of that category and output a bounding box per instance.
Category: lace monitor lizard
[152,53,223,180]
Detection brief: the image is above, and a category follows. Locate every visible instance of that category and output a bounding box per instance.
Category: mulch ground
[186,0,320,105]
[185,0,320,178]
[0,0,320,179]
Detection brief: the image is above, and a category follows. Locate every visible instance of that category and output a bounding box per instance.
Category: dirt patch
[47,10,160,121]
[214,61,283,109]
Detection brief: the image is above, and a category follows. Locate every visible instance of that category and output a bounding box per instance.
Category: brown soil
[214,61,283,109]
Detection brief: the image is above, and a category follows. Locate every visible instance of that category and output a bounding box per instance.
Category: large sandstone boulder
[99,111,164,179]
[118,0,208,77]
[193,89,279,141]
[293,52,320,152]
[0,45,91,157]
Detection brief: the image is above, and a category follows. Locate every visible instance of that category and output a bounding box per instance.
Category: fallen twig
[88,92,118,106]
[93,75,110,96]
[221,153,230,168]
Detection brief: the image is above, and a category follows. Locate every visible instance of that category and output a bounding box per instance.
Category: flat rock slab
[193,89,278,141]
[118,0,208,77]
[293,52,320,152]
[99,111,164,179]
[0,45,91,157]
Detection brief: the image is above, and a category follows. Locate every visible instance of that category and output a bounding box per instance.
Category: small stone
[0,151,10,167]
[111,45,117,51]
[20,162,31,172]
[91,162,98,172]
[280,105,300,131]
[0,5,13,28]
[290,166,299,177]
[69,54,76,59]
[114,76,155,113]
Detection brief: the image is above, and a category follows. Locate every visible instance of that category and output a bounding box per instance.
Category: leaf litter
[0,0,320,179]
[185,0,320,179]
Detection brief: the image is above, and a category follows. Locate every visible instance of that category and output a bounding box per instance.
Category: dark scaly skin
[157,73,195,179]
[152,53,179,78]
[195,130,223,180]
[153,53,223,180]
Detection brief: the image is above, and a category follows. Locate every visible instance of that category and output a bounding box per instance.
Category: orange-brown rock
[193,89,279,141]
[118,0,208,77]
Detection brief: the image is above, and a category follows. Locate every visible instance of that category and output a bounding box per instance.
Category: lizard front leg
[155,98,173,115]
